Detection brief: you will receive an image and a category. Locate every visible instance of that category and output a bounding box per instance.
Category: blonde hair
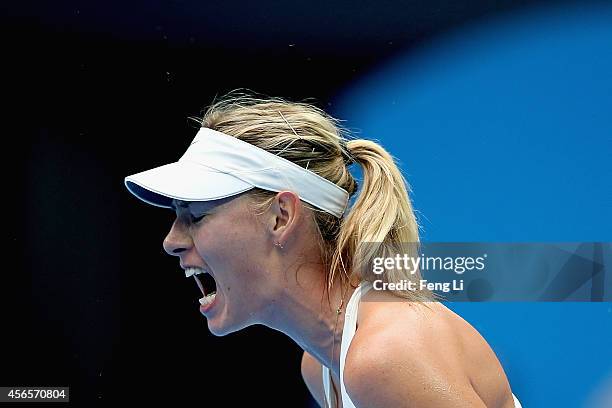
[191,90,433,303]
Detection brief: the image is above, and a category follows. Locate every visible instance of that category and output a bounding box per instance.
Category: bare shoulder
[344,291,514,407]
[300,351,325,407]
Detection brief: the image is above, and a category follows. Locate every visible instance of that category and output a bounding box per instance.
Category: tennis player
[125,92,522,408]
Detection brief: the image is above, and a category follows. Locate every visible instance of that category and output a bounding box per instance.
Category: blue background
[333,3,612,407]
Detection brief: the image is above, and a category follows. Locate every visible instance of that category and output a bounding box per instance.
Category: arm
[301,351,326,407]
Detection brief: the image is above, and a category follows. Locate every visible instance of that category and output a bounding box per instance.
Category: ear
[268,191,302,246]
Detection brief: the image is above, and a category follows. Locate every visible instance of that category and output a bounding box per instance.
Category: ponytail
[329,139,433,301]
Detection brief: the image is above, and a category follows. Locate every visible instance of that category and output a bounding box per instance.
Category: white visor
[124,127,350,218]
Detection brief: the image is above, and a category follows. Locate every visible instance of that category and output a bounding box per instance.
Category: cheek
[193,218,261,273]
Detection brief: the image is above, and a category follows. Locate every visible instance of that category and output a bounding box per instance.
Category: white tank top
[321,281,523,408]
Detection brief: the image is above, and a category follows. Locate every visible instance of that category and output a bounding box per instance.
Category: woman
[124,92,522,407]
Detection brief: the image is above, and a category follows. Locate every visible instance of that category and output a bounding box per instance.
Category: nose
[163,219,192,256]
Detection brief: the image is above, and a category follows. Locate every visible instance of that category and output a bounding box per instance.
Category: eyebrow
[170,200,187,210]
[171,195,238,213]
[170,199,220,214]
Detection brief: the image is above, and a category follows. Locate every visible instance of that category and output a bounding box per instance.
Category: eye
[190,213,207,224]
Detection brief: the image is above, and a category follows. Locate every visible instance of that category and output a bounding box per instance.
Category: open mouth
[185,267,217,306]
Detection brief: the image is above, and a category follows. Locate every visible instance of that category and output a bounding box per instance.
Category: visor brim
[124,161,254,208]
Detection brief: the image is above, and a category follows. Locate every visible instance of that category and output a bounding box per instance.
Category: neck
[262,270,359,378]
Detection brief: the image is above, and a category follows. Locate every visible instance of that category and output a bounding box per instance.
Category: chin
[206,315,254,337]
[207,324,232,337]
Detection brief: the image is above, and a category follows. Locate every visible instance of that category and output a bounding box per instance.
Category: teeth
[184,267,205,278]
[199,292,217,306]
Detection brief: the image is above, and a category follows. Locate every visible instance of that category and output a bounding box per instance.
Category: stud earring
[274,242,284,249]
